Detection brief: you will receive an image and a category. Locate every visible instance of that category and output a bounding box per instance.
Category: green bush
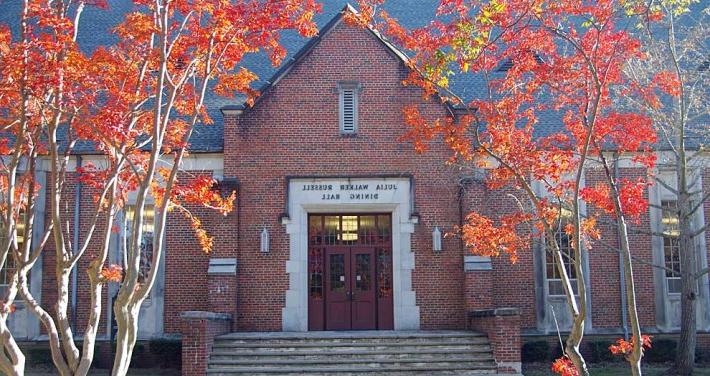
[696,345,709,364]
[148,339,181,368]
[644,338,677,363]
[584,340,616,363]
[522,341,551,362]
[27,347,53,365]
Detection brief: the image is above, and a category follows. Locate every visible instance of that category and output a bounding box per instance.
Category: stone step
[209,348,490,358]
[207,331,496,375]
[209,357,494,368]
[213,338,489,349]
[211,343,490,353]
[205,364,498,375]
[209,349,492,361]
[214,331,485,344]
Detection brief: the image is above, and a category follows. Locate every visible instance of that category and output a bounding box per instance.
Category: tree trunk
[74,275,104,376]
[676,190,697,375]
[55,266,80,372]
[0,315,24,376]
[112,299,140,376]
[617,207,644,376]
[565,325,589,376]
[0,280,25,376]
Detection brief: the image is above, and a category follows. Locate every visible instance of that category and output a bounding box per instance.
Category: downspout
[71,155,82,330]
[614,153,630,340]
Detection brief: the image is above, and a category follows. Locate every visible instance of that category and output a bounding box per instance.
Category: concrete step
[205,363,498,375]
[208,356,495,367]
[210,347,491,357]
[209,349,492,361]
[211,343,490,353]
[207,331,497,375]
[212,338,489,349]
[214,331,485,344]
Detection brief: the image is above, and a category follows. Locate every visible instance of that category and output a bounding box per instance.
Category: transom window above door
[308,214,391,246]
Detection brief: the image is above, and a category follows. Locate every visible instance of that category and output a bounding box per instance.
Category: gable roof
[222,4,414,113]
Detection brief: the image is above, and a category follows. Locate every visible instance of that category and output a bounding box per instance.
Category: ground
[523,362,710,375]
[25,365,179,376]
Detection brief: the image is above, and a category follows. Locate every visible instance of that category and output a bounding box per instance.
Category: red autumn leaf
[100,264,124,283]
[552,356,579,376]
[610,335,653,357]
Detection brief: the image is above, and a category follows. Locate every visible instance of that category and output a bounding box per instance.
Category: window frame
[545,225,579,298]
[660,200,682,295]
[1,209,27,296]
[122,203,157,301]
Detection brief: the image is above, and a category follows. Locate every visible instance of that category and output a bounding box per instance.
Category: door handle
[347,291,354,301]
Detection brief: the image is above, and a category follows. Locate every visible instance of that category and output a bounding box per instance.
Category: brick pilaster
[180,311,231,376]
[469,308,522,374]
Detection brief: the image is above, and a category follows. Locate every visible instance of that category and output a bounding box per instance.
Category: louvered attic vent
[338,82,360,135]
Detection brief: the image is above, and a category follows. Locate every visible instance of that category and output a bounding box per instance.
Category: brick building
[2,0,709,374]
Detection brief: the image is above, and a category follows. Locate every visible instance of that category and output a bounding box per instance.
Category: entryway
[307,214,394,330]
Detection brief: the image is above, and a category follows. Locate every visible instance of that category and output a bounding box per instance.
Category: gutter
[71,156,82,330]
[613,153,630,340]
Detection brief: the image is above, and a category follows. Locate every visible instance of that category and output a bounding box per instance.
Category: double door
[324,246,376,330]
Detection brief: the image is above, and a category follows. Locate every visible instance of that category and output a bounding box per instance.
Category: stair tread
[206,364,498,373]
[213,340,487,348]
[210,348,490,356]
[209,357,495,365]
[216,331,485,341]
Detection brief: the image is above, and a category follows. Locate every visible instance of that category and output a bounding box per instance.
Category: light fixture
[260,228,270,253]
[410,212,420,224]
[432,227,442,253]
[279,213,291,225]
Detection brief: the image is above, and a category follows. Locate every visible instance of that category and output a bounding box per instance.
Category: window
[546,229,578,297]
[661,200,681,294]
[1,210,26,295]
[338,82,360,134]
[124,204,155,283]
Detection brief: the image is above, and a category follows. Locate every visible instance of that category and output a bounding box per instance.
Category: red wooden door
[325,248,351,330]
[351,247,376,330]
[309,214,392,331]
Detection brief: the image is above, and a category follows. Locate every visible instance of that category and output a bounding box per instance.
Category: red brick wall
[224,20,464,331]
[469,309,522,374]
[180,312,231,376]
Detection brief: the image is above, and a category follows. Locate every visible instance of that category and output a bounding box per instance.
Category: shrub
[696,346,709,364]
[585,340,616,363]
[522,340,550,362]
[149,339,181,368]
[644,338,677,363]
[27,347,53,365]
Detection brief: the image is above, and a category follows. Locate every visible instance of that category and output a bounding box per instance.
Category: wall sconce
[432,227,442,253]
[260,228,270,253]
[278,213,291,225]
[410,212,420,224]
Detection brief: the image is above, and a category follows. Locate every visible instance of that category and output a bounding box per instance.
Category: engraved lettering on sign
[349,193,379,200]
[340,184,368,191]
[299,181,402,202]
[376,184,397,191]
[302,184,332,191]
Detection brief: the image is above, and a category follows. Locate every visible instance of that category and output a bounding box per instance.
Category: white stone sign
[294,179,406,204]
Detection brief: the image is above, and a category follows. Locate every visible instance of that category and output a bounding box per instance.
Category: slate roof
[1,1,706,153]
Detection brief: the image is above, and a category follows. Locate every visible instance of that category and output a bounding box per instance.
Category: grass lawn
[523,362,710,375]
